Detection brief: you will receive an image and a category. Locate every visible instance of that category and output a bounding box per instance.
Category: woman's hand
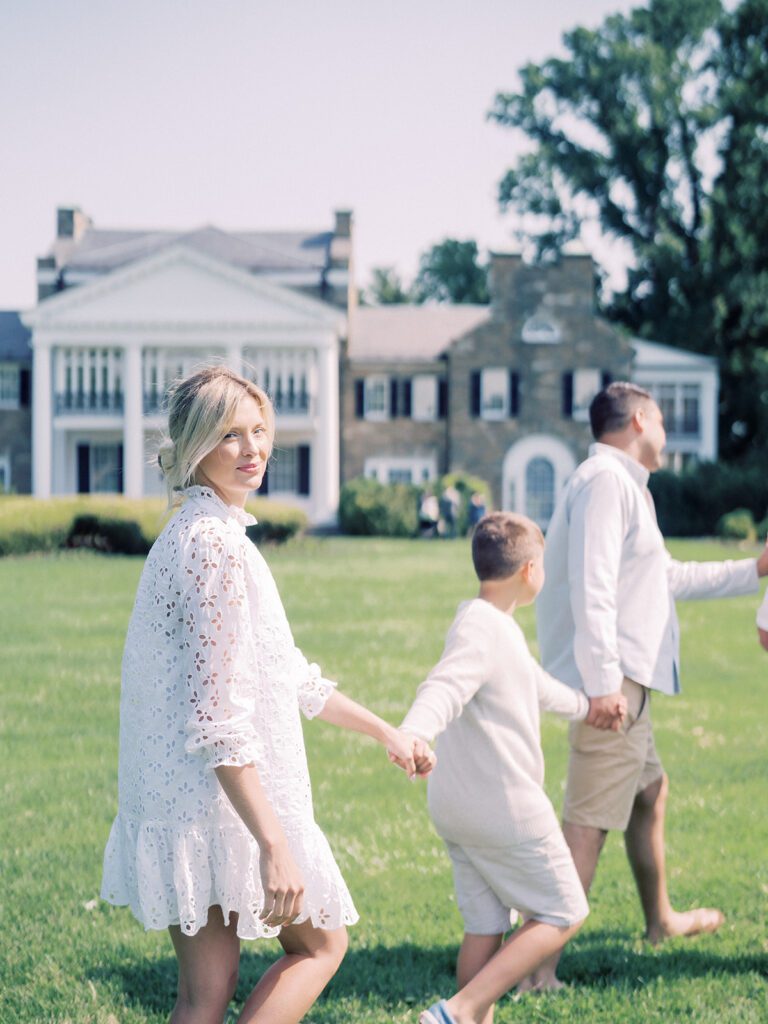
[259,840,305,928]
[386,729,436,779]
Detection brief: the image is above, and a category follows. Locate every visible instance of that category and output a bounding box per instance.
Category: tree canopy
[413,239,489,304]
[490,0,768,457]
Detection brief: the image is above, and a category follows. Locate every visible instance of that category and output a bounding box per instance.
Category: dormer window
[522,316,561,344]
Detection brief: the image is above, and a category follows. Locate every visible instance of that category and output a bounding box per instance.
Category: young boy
[401,512,625,1024]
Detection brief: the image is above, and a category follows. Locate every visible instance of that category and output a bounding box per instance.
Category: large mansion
[0,206,718,527]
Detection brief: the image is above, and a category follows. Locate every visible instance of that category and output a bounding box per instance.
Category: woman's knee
[176,963,238,1015]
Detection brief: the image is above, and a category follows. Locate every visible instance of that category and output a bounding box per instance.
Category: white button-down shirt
[537,443,759,697]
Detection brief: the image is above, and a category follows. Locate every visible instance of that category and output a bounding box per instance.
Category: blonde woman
[101,366,431,1024]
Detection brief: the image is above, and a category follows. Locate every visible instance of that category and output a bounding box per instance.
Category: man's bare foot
[646,907,725,945]
[516,972,566,995]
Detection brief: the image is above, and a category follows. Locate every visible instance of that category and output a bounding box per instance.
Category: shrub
[338,477,419,537]
[715,508,757,543]
[0,494,306,556]
[66,515,151,555]
[650,458,768,537]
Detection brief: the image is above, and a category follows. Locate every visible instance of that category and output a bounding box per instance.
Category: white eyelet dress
[101,486,359,938]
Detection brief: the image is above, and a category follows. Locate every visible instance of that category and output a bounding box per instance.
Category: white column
[313,339,340,524]
[227,343,242,375]
[123,345,144,498]
[33,341,53,498]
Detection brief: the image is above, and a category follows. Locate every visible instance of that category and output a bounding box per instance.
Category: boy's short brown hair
[471,512,544,581]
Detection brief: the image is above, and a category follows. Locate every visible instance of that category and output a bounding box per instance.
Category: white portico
[23,244,344,524]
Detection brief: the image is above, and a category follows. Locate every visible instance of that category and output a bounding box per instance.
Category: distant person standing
[440,485,461,538]
[531,381,768,990]
[467,492,487,535]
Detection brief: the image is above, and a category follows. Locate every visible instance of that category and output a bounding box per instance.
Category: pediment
[24,244,344,332]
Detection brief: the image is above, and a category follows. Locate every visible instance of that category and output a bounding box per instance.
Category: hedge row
[649,459,768,537]
[0,495,307,556]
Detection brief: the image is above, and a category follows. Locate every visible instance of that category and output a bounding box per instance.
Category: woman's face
[195,393,271,507]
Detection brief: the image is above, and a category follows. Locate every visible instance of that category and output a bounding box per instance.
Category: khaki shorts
[444,829,589,935]
[563,677,664,832]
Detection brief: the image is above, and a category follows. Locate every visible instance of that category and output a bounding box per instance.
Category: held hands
[586,692,628,732]
[386,728,436,779]
[258,839,305,929]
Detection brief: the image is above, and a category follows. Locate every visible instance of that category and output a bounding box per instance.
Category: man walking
[530,382,768,989]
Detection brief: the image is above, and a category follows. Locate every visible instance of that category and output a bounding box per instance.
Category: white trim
[502,434,576,529]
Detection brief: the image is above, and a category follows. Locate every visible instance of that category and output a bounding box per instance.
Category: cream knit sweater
[402,599,588,847]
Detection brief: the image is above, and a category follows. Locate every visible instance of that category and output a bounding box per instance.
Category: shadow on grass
[92,932,768,1015]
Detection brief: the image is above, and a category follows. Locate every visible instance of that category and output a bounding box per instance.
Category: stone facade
[446,253,634,507]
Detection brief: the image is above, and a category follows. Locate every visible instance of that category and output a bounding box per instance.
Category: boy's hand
[386,730,435,779]
[586,693,627,731]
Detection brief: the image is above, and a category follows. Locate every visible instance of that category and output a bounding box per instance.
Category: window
[364,456,436,484]
[265,445,311,495]
[91,445,123,492]
[0,453,10,493]
[522,316,561,344]
[572,369,602,422]
[525,457,555,527]
[480,368,509,420]
[0,365,20,409]
[681,385,700,435]
[356,375,389,421]
[657,384,676,432]
[412,375,438,422]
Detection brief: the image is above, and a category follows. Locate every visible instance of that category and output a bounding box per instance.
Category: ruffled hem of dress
[101,814,359,939]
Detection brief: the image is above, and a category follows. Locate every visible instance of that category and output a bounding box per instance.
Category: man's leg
[624,772,724,944]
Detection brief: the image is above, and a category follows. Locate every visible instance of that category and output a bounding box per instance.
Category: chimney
[56,206,92,242]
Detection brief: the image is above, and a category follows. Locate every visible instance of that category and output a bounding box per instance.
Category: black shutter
[438,378,448,419]
[258,463,270,495]
[562,372,574,418]
[19,368,31,408]
[354,379,365,418]
[401,378,412,418]
[389,378,399,418]
[601,370,613,389]
[77,444,90,493]
[297,445,311,496]
[470,371,481,417]
[509,371,520,417]
[117,444,124,494]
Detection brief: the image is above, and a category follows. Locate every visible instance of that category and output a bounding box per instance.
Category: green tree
[413,239,489,304]
[366,267,411,305]
[490,0,768,457]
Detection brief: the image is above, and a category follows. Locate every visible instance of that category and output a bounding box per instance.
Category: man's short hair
[471,512,544,581]
[589,381,652,440]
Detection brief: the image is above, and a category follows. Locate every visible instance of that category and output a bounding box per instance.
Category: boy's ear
[520,560,534,582]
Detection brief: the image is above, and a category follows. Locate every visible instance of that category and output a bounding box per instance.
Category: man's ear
[520,560,534,582]
[631,404,646,433]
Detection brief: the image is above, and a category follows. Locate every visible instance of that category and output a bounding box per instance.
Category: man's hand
[756,537,768,577]
[586,692,627,732]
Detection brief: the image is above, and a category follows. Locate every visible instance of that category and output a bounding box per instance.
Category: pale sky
[0,0,637,310]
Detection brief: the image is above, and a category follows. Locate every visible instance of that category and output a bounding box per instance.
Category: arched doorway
[502,435,577,530]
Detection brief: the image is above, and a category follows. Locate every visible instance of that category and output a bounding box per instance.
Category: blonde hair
[157,366,275,504]
[471,512,544,581]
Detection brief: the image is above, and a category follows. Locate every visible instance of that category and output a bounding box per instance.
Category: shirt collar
[588,442,650,488]
[181,485,258,529]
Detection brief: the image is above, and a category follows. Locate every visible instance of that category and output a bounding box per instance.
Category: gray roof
[0,312,32,361]
[350,305,491,363]
[631,338,718,370]
[55,225,333,275]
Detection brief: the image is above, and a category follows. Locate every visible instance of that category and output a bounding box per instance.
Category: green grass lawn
[1,537,767,1023]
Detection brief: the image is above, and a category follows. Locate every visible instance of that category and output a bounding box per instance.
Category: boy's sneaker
[419,1000,457,1024]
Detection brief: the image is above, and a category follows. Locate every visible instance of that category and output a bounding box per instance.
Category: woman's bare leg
[169,906,241,1024]
[237,920,348,1024]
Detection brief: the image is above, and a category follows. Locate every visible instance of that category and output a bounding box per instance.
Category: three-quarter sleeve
[179,522,263,769]
[296,659,337,719]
